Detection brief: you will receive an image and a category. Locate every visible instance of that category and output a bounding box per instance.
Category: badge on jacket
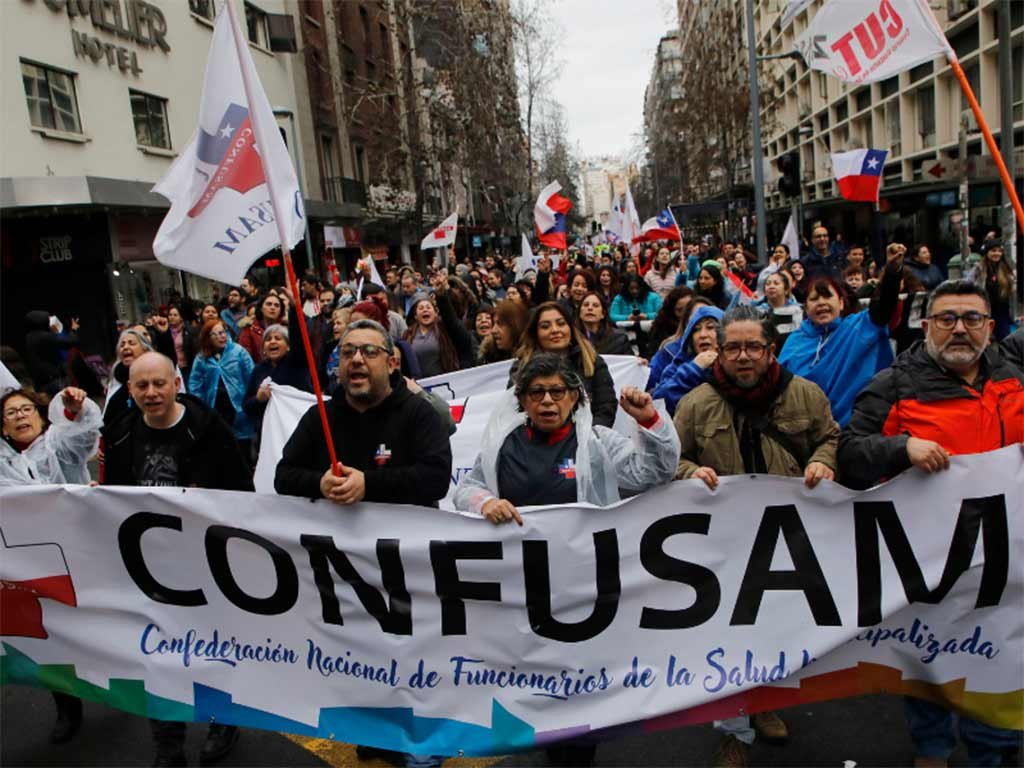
[557,458,576,479]
[374,443,392,466]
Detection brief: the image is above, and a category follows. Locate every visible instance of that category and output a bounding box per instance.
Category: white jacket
[0,396,101,486]
[453,390,680,515]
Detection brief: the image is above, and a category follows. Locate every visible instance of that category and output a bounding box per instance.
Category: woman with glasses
[778,243,905,427]
[189,320,255,454]
[1,385,101,743]
[454,352,679,521]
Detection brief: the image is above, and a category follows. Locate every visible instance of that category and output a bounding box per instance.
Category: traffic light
[777,151,801,197]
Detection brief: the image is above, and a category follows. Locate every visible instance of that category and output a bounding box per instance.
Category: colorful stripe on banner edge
[2,643,1020,755]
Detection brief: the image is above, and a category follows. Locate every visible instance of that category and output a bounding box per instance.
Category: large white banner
[253,356,651,504]
[2,447,1021,756]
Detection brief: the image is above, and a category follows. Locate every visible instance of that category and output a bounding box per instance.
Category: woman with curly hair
[189,319,255,452]
[478,300,530,365]
[237,292,286,364]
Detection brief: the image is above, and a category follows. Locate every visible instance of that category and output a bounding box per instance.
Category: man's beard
[926,334,984,370]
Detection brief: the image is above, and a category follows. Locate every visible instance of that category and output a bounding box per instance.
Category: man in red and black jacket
[838,279,1023,766]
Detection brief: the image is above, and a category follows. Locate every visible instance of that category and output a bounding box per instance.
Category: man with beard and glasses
[672,304,840,767]
[273,319,451,768]
[839,279,1024,768]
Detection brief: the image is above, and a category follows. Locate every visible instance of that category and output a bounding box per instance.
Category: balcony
[323,176,367,207]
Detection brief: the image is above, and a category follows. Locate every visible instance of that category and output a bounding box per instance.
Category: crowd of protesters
[3,224,1023,768]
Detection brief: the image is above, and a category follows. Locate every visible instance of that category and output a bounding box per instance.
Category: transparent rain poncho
[0,395,101,486]
[453,388,680,515]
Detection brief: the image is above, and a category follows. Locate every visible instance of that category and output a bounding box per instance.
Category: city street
[3,683,989,767]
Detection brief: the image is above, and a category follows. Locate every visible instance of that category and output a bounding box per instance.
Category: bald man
[101,352,252,765]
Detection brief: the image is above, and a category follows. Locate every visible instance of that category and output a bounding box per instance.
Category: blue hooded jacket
[778,311,892,427]
[188,339,255,441]
[647,305,724,415]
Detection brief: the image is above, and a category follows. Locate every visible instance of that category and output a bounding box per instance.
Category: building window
[321,134,337,179]
[961,62,981,111]
[130,90,170,148]
[20,60,82,134]
[886,101,901,157]
[360,7,372,54]
[245,2,269,48]
[879,76,899,100]
[189,0,215,20]
[917,85,935,148]
[353,144,367,183]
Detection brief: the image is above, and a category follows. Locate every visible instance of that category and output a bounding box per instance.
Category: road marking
[285,735,504,768]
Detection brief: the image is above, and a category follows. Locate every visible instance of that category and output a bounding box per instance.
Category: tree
[511,0,561,199]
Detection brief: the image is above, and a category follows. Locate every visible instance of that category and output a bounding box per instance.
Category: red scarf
[708,358,789,411]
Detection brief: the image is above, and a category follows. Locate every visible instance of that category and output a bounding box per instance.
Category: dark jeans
[904,697,1022,766]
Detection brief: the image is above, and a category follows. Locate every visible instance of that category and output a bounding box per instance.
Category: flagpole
[224,0,342,475]
[947,57,1024,237]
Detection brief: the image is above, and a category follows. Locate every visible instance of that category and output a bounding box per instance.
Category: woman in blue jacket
[189,319,255,453]
[647,303,724,415]
[778,243,904,426]
[609,274,663,323]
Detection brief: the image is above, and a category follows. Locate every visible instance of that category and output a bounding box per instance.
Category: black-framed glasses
[927,311,990,331]
[339,343,388,360]
[721,342,768,361]
[525,386,569,402]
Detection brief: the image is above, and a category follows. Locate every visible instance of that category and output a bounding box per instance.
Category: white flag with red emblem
[795,0,950,86]
[420,212,459,250]
[152,3,304,284]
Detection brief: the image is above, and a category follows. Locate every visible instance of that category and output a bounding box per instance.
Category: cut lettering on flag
[534,181,572,250]
[420,212,459,250]
[832,148,888,202]
[152,4,304,284]
[633,207,681,243]
[795,0,950,86]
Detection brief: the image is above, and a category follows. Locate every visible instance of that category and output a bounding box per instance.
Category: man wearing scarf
[671,304,840,768]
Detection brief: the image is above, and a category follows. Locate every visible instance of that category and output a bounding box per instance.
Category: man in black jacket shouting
[275,319,452,507]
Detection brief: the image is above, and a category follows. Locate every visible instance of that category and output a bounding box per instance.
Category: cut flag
[781,213,801,263]
[633,207,681,243]
[832,149,888,202]
[534,181,572,250]
[420,211,459,250]
[152,3,304,285]
[795,0,950,86]
[515,234,560,277]
[622,185,641,249]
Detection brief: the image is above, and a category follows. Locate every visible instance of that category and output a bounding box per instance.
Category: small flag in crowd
[781,212,801,262]
[152,3,304,285]
[633,207,681,243]
[604,193,622,243]
[724,271,755,305]
[832,149,888,202]
[795,0,950,86]
[622,184,641,246]
[534,181,572,250]
[420,211,459,250]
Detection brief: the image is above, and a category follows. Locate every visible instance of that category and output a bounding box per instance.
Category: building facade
[0,0,354,360]
[755,0,1023,260]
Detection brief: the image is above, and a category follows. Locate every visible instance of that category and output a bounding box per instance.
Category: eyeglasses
[927,311,990,331]
[721,342,768,361]
[339,343,388,360]
[3,404,36,420]
[525,385,569,402]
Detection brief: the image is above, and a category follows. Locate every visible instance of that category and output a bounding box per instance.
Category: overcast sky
[546,0,676,160]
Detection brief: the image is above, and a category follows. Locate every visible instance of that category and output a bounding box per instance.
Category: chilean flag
[534,181,572,250]
[832,148,887,202]
[633,207,681,243]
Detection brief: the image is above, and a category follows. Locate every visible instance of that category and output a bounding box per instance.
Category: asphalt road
[6,684,1013,768]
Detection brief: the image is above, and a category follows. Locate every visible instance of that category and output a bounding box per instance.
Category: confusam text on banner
[151,4,304,284]
[795,0,950,86]
[1,446,1021,756]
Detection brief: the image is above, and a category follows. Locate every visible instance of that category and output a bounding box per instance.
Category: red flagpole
[225,0,341,476]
